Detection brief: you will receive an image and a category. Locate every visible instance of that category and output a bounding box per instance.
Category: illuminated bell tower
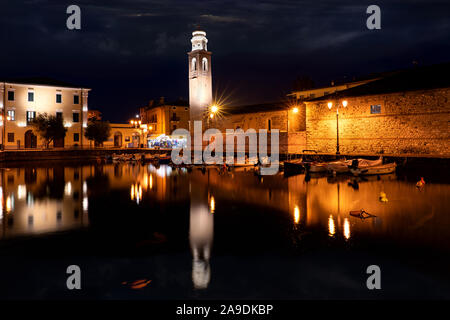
[188,28,212,125]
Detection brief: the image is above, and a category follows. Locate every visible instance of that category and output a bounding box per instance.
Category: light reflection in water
[328,215,336,237]
[64,182,72,196]
[210,196,215,214]
[17,185,26,200]
[130,184,143,204]
[343,218,351,240]
[189,182,213,290]
[0,187,2,221]
[83,197,88,212]
[0,163,449,256]
[294,206,300,224]
[6,195,13,213]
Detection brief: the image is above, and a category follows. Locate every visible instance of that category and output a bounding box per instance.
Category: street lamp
[327,100,347,155]
[208,104,219,127]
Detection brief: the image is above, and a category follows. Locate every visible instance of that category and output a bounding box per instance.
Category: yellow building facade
[0,79,89,149]
[140,98,190,147]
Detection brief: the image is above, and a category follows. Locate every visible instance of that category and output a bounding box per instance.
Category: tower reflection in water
[189,180,214,290]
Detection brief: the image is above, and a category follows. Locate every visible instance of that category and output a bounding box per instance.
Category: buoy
[379,191,388,202]
[416,177,425,188]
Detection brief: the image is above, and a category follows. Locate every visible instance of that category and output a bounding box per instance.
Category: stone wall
[305,88,450,156]
[215,110,288,132]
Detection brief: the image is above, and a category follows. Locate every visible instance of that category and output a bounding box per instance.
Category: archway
[114,132,122,147]
[24,130,37,148]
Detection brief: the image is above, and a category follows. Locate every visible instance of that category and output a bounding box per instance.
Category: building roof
[2,77,88,89]
[224,101,287,115]
[307,62,450,102]
[142,97,189,110]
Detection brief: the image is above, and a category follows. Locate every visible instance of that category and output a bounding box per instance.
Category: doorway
[114,132,122,147]
[24,130,37,148]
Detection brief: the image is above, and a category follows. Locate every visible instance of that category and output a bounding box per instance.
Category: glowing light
[343,218,351,240]
[17,185,26,200]
[210,196,215,214]
[149,175,153,189]
[294,206,300,224]
[211,105,218,113]
[83,123,87,128]
[149,126,153,130]
[64,182,72,196]
[327,102,333,109]
[135,114,139,118]
[209,113,214,119]
[17,122,26,127]
[293,107,299,114]
[6,116,10,121]
[64,122,72,128]
[342,100,348,107]
[83,181,87,194]
[82,106,88,112]
[328,215,335,237]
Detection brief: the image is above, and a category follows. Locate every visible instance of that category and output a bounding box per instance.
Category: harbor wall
[305,88,450,156]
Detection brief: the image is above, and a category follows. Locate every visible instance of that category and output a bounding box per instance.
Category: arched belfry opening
[188,28,212,124]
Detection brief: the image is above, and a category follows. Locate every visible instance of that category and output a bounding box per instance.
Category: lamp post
[328,100,347,155]
[207,104,218,129]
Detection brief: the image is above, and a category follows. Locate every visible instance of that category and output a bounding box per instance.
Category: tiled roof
[308,62,450,101]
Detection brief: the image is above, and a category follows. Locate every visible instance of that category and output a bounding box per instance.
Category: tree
[30,113,67,148]
[84,120,111,147]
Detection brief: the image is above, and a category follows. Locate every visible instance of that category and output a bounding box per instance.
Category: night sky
[1,0,450,122]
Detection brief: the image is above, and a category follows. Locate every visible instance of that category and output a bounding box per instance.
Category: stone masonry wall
[305,88,450,156]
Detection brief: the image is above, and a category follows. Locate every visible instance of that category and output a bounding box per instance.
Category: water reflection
[0,162,449,280]
[189,180,214,290]
[328,215,335,237]
[343,218,351,240]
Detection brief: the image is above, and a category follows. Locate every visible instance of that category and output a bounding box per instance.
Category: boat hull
[350,163,397,176]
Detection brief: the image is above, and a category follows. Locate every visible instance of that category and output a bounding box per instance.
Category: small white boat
[326,159,353,173]
[308,162,328,173]
[327,157,382,174]
[350,162,397,176]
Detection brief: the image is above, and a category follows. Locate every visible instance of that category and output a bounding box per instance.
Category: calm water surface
[0,161,449,299]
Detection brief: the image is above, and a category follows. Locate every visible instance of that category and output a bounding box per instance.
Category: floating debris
[122,279,152,289]
[349,209,377,219]
[379,191,388,202]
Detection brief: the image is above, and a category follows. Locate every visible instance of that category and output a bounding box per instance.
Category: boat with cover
[350,162,397,176]
[326,157,382,174]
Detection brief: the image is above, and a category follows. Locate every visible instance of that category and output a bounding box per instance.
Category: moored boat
[326,157,382,174]
[350,162,397,176]
[308,162,328,173]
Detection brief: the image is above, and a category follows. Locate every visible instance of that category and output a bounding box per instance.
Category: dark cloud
[1,0,449,121]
